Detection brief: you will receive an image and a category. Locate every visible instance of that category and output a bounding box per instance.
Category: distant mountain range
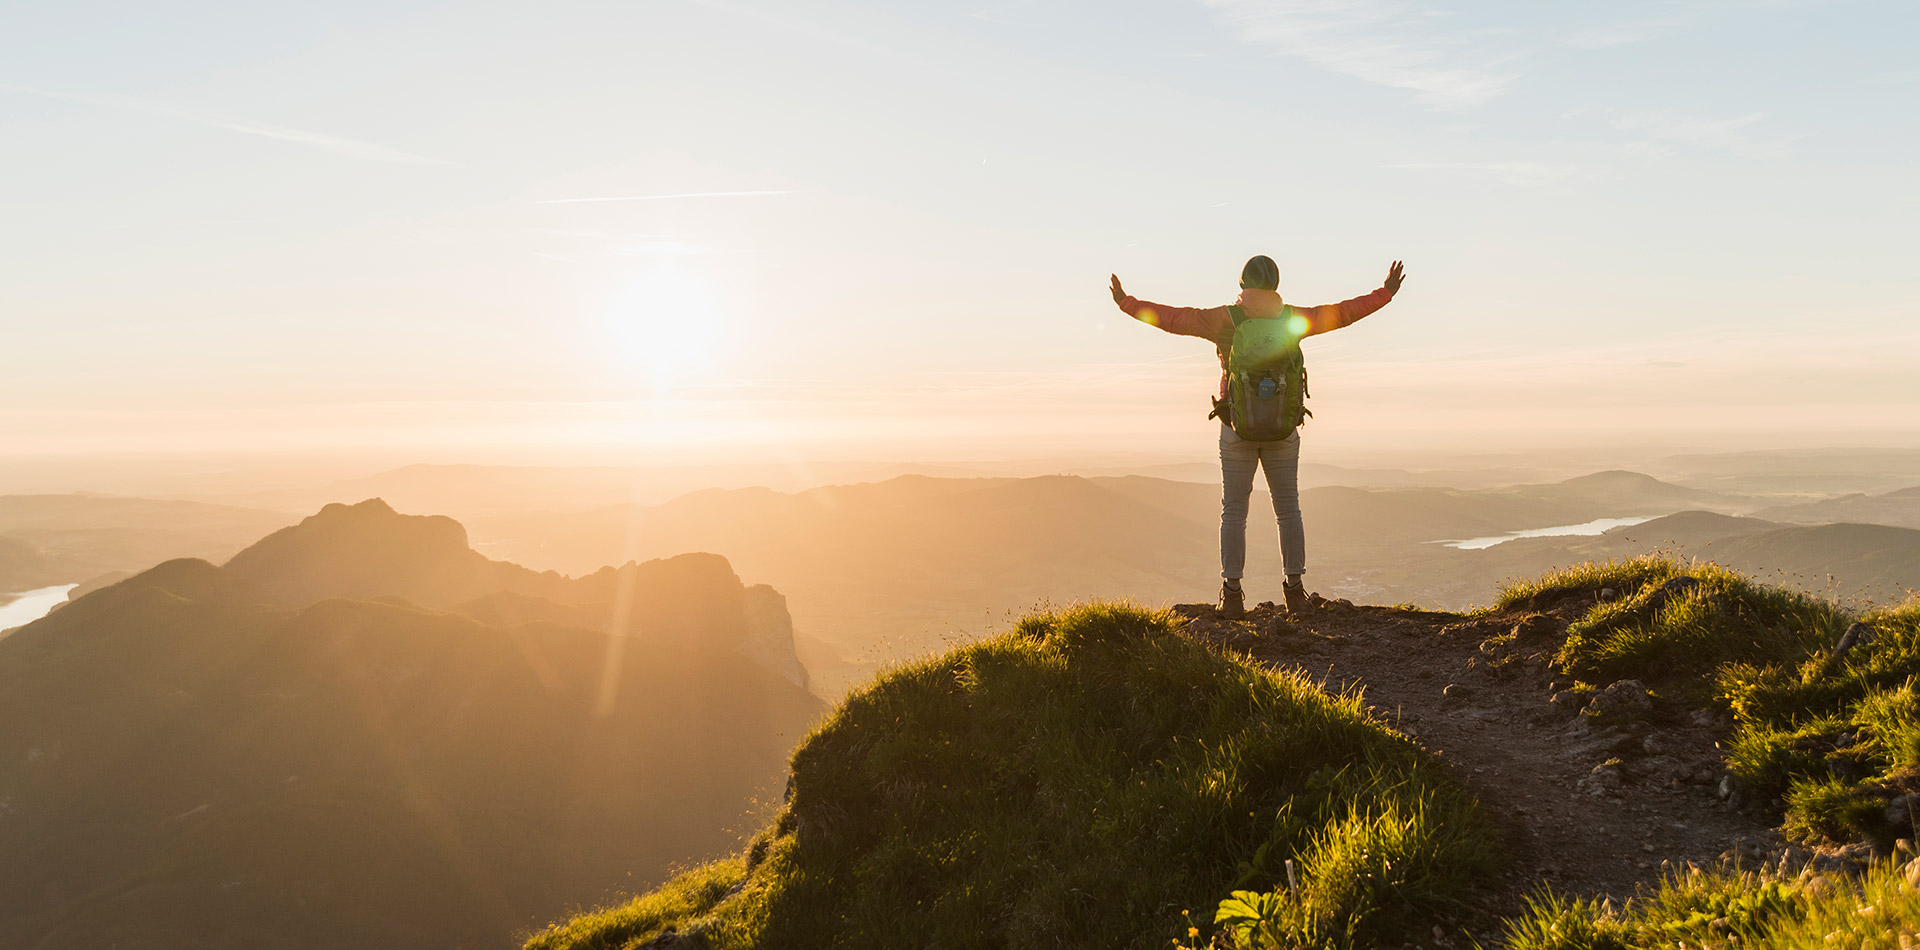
[0,500,822,950]
[1650,448,1920,496]
[451,471,1915,686]
[1463,511,1920,604]
[1752,485,1920,529]
[0,494,294,593]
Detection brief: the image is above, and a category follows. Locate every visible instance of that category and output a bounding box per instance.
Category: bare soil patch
[1174,591,1790,938]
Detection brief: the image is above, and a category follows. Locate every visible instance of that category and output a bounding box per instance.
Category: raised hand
[1384,260,1406,294]
[1110,274,1128,305]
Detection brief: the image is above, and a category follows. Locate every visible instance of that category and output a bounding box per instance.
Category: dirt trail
[1174,590,1787,934]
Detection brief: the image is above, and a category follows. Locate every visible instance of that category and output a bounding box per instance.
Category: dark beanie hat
[1240,255,1279,291]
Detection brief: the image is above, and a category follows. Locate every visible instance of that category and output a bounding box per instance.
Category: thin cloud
[0,84,443,165]
[1387,161,1584,187]
[1199,0,1522,110]
[1558,1,1786,50]
[535,190,793,204]
[1607,109,1793,158]
[1201,1,1769,112]
[1559,16,1689,49]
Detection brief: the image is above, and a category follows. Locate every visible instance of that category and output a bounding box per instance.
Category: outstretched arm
[1293,260,1405,337]
[1109,274,1231,342]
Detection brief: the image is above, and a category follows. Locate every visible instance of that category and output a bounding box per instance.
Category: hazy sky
[3,0,1915,465]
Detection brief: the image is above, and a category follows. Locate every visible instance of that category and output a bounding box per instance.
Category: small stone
[1717,774,1744,806]
[1651,575,1703,607]
[1887,794,1918,828]
[1569,727,1640,759]
[1513,615,1557,639]
[1779,844,1813,874]
[1803,846,1871,879]
[1599,587,1617,600]
[1585,680,1655,724]
[1831,622,1875,662]
[1642,842,1656,853]
[1641,734,1667,755]
[1580,760,1626,790]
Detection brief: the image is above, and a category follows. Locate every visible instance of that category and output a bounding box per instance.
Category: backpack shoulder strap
[1228,304,1247,328]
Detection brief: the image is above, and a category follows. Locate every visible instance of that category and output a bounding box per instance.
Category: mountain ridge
[0,503,826,950]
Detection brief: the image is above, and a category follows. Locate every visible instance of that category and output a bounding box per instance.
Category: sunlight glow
[603,257,723,390]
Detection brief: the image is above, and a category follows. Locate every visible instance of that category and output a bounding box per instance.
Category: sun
[603,257,723,389]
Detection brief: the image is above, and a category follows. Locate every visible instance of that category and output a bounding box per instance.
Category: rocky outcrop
[223,498,566,607]
[739,584,809,691]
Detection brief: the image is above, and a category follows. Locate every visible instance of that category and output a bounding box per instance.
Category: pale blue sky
[2,0,1915,460]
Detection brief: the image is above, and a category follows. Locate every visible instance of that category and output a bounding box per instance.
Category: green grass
[1721,601,1920,843]
[522,859,746,950]
[1501,858,1920,950]
[524,603,1497,950]
[1491,557,1691,614]
[529,568,1920,950]
[1495,556,1920,846]
[1525,559,1850,693]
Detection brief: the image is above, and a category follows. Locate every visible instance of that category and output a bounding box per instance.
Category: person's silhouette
[1110,256,1404,617]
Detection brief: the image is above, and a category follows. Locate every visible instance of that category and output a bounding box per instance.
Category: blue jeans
[1219,423,1304,580]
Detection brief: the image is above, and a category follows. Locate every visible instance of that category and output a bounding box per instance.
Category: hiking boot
[1283,578,1309,615]
[1219,582,1245,620]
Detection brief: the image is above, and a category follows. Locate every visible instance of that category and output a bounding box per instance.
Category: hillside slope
[530,560,1920,949]
[528,604,1495,950]
[1456,512,1920,605]
[1753,484,1920,528]
[0,516,827,950]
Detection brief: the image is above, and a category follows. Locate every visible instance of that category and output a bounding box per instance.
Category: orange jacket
[1116,285,1395,395]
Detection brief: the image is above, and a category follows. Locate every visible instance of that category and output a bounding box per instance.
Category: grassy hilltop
[529,559,1920,950]
[528,604,1496,949]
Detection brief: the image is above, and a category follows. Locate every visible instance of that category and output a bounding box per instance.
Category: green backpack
[1211,304,1310,441]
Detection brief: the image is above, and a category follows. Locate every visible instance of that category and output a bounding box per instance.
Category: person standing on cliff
[1109,255,1404,618]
